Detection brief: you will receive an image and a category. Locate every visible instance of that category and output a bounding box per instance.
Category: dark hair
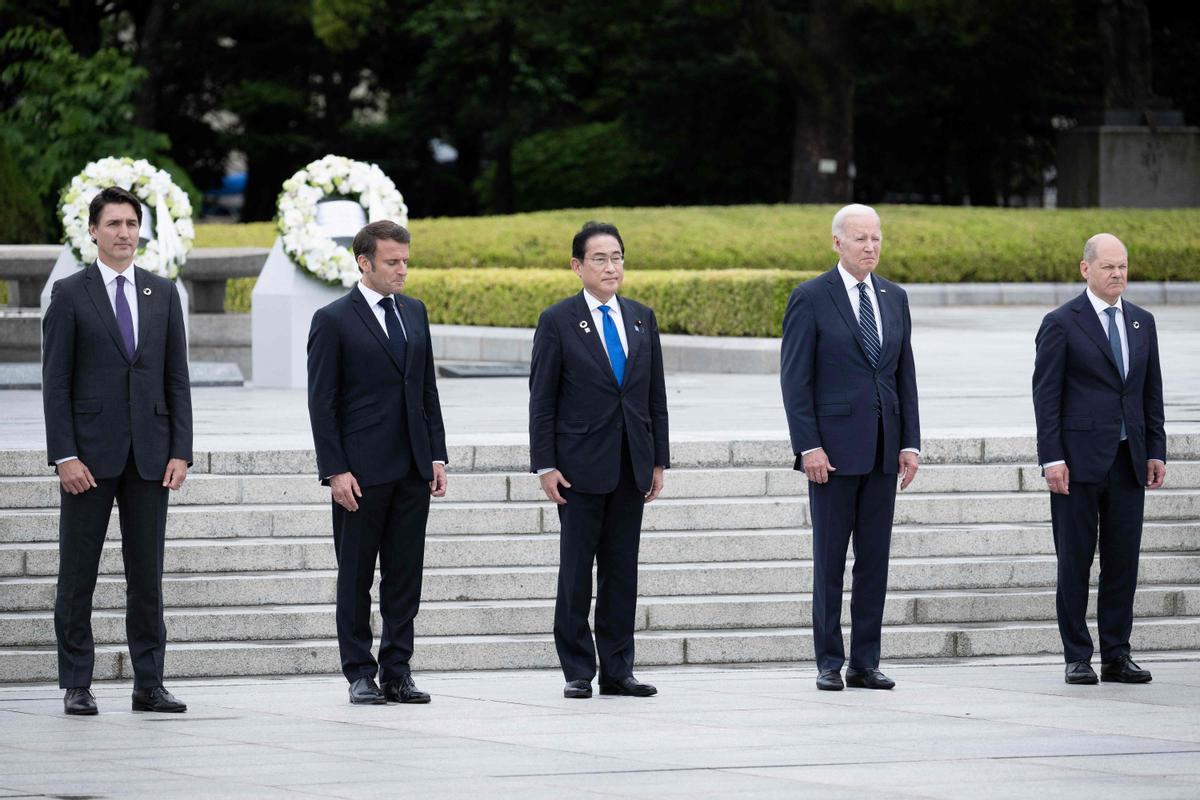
[88,186,143,227]
[571,221,624,261]
[353,220,411,270]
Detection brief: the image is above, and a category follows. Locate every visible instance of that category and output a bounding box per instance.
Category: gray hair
[832,204,880,238]
[1082,233,1127,264]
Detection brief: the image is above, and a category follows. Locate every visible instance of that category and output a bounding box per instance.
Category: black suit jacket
[529,292,670,494]
[1032,291,1166,483]
[42,262,193,481]
[780,267,920,476]
[307,286,448,488]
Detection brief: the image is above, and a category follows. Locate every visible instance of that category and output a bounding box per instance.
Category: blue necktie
[856,282,881,367]
[597,305,626,386]
[378,296,407,367]
[114,274,135,359]
[1105,306,1126,439]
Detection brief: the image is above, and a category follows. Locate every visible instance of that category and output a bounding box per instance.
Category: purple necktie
[114,274,135,359]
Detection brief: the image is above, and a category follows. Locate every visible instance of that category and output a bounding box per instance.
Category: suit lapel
[823,268,872,365]
[1123,300,1147,382]
[572,292,618,387]
[396,295,417,377]
[1070,291,1122,382]
[83,262,134,365]
[875,280,900,364]
[133,266,152,363]
[617,295,643,383]
[351,288,404,374]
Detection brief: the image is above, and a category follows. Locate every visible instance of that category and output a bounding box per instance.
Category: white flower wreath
[59,156,194,279]
[277,155,409,287]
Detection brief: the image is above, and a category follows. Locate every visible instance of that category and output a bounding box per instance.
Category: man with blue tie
[1033,233,1166,685]
[780,204,920,691]
[42,186,193,715]
[307,221,448,705]
[529,221,670,699]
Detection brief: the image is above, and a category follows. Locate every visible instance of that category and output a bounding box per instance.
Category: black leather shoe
[348,677,386,705]
[599,676,657,697]
[816,670,844,691]
[1064,660,1099,685]
[1101,655,1152,684]
[383,674,431,704]
[564,679,592,699]
[845,667,895,690]
[132,686,187,713]
[64,687,98,715]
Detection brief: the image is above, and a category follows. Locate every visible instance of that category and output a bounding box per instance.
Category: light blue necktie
[856,282,881,367]
[1105,306,1126,440]
[597,305,626,386]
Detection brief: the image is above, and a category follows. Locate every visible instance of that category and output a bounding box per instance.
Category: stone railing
[0,245,268,312]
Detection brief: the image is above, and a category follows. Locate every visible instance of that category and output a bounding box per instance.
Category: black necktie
[378,296,407,368]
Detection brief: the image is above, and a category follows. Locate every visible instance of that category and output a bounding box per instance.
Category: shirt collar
[837,262,873,292]
[96,258,135,289]
[583,289,620,313]
[1085,287,1123,316]
[358,280,391,307]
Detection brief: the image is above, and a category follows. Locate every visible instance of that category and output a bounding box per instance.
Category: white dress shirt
[357,281,407,341]
[583,289,629,359]
[97,259,139,349]
[800,266,917,459]
[837,262,883,347]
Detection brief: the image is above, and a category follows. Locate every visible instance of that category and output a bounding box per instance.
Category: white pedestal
[250,238,345,389]
[40,245,191,355]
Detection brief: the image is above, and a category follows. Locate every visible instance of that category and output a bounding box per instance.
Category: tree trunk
[133,0,170,130]
[491,15,516,214]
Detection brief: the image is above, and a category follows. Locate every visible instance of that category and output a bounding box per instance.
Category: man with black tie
[1033,233,1166,686]
[43,186,193,715]
[529,221,670,699]
[307,220,448,705]
[780,204,920,692]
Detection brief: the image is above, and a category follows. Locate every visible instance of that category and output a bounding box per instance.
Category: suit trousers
[554,436,645,683]
[332,466,430,683]
[808,423,897,673]
[1051,440,1145,663]
[55,449,169,689]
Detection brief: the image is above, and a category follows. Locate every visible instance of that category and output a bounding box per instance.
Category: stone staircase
[1,435,1198,682]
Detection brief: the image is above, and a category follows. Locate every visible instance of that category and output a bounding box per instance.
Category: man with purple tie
[42,186,193,715]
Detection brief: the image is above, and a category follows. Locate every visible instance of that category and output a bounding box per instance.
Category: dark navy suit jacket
[42,262,193,480]
[780,267,920,475]
[528,292,670,494]
[1032,291,1166,483]
[307,287,448,488]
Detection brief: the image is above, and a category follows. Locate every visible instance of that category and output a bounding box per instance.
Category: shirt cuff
[1041,460,1066,469]
[901,448,920,455]
[1149,458,1165,464]
[54,456,78,465]
[799,448,821,456]
[433,461,445,466]
[536,467,556,476]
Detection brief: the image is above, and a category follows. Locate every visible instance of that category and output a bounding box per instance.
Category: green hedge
[196,205,1200,282]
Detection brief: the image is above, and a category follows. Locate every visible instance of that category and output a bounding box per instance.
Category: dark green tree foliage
[0,138,48,242]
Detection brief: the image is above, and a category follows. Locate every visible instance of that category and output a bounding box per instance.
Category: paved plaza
[1,658,1199,799]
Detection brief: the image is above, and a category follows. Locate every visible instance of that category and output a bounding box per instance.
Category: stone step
[5,461,1198,509]
[4,585,1199,648]
[4,488,1199,545]
[3,616,1198,682]
[3,552,1198,611]
[5,521,1200,577]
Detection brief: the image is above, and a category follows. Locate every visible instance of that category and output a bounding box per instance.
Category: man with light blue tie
[1033,233,1167,685]
[529,221,670,699]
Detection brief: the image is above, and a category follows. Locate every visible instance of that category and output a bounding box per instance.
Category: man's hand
[1045,463,1070,495]
[430,462,448,497]
[539,469,571,505]
[802,448,836,484]
[331,471,363,512]
[162,458,188,490]
[58,459,97,495]
[644,466,664,503]
[898,451,919,491]
[1146,460,1166,490]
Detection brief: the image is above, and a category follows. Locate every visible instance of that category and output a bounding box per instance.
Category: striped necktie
[857,282,881,367]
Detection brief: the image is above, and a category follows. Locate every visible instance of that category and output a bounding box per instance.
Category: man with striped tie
[529,221,670,699]
[780,204,921,691]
